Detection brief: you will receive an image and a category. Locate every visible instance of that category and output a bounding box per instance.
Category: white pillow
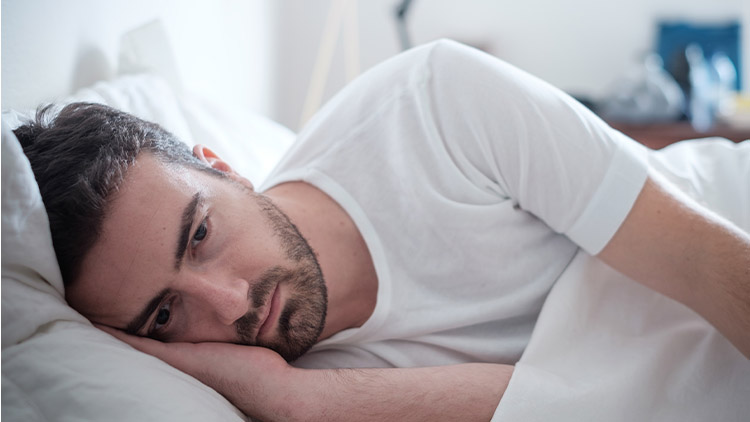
[1,122,83,348]
[180,94,297,186]
[2,73,295,185]
[1,73,294,421]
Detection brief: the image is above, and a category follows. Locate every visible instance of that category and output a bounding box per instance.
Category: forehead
[65,153,207,325]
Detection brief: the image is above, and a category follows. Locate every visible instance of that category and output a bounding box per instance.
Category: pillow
[1,73,294,421]
[1,73,194,146]
[1,122,84,348]
[2,72,295,185]
[179,94,297,186]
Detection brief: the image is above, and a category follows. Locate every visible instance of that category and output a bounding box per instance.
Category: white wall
[2,0,273,115]
[271,0,750,130]
[3,1,747,131]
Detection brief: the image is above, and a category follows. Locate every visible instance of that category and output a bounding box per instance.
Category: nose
[185,274,250,325]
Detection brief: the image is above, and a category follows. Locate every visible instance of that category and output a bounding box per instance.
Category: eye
[153,301,172,331]
[191,218,208,249]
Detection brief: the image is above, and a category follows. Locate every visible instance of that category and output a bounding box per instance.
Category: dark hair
[15,102,217,286]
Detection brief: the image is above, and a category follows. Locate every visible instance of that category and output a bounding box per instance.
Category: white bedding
[2,73,294,421]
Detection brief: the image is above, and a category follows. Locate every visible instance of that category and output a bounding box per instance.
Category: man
[17,40,750,421]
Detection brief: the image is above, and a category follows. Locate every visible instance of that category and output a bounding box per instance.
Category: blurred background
[3,0,749,147]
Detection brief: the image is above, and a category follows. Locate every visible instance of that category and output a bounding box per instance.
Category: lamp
[394,0,415,51]
[299,0,360,127]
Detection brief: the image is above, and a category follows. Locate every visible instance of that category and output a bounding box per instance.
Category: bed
[3,11,750,422]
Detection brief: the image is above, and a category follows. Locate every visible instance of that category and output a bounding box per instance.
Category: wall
[271,0,750,130]
[1,0,273,115]
[3,1,747,130]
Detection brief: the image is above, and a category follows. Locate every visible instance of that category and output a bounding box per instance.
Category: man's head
[16,103,209,285]
[16,103,327,361]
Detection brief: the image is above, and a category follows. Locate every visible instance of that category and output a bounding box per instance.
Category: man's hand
[99,326,513,421]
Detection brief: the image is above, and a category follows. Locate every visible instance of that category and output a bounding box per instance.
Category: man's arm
[598,171,750,358]
[292,361,512,421]
[101,327,513,421]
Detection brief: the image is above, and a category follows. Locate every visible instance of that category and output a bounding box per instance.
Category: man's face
[66,153,327,361]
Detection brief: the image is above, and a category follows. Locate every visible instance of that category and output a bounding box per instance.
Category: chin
[267,295,327,362]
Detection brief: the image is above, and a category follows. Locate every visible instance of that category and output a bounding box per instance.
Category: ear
[192,144,254,191]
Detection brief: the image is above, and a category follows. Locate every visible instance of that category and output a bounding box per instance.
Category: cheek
[213,211,281,266]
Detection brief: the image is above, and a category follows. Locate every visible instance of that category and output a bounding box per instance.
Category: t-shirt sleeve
[420,40,649,255]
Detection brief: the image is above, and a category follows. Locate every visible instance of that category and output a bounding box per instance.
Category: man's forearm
[100,327,513,422]
[600,172,750,358]
[279,363,513,422]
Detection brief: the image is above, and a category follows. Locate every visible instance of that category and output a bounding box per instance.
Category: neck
[264,182,377,341]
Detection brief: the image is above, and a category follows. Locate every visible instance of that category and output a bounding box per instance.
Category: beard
[233,193,328,362]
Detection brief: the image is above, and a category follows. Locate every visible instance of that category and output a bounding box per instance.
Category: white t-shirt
[260,40,649,368]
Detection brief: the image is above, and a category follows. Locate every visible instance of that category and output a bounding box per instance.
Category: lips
[257,283,281,340]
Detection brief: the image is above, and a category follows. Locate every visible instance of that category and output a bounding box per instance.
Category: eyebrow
[124,193,202,336]
[125,288,170,336]
[175,192,203,270]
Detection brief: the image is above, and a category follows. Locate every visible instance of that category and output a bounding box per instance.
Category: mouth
[257,282,281,341]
